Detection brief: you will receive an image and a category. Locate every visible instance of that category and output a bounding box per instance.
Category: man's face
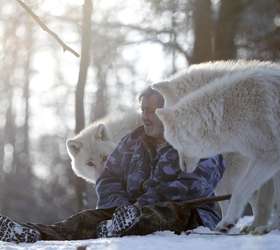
[140,95,164,138]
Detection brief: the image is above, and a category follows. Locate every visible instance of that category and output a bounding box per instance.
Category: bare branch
[152,39,190,62]
[15,0,80,57]
[122,38,190,62]
[95,21,190,62]
[99,21,174,35]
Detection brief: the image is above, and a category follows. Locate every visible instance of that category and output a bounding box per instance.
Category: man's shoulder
[129,125,146,139]
[117,126,145,147]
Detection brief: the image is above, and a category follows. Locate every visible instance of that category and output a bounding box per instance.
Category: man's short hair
[138,86,165,108]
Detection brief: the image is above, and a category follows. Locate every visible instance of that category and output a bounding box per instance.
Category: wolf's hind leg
[216,157,279,233]
[241,179,274,234]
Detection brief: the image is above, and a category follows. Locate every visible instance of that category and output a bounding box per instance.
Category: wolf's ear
[66,139,82,157]
[156,108,175,126]
[152,81,171,95]
[95,124,109,141]
[152,81,177,106]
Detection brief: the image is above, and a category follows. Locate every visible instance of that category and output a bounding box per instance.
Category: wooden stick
[180,194,231,208]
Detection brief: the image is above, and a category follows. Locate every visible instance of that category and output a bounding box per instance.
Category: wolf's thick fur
[153,60,278,233]
[154,60,277,106]
[155,61,280,232]
[66,110,142,183]
[153,61,280,233]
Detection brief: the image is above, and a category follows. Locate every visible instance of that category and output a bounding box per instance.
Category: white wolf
[155,61,280,232]
[153,60,276,107]
[152,60,280,233]
[66,110,142,183]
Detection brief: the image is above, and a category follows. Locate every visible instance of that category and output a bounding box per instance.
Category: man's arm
[95,136,131,209]
[158,154,225,201]
[136,146,225,205]
[191,155,225,194]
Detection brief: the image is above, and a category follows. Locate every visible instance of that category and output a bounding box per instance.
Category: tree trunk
[190,0,213,64]
[21,18,33,175]
[74,0,93,210]
[213,0,244,60]
[91,66,107,121]
[170,1,177,74]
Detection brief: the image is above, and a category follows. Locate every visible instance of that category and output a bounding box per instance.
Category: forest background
[0,0,279,224]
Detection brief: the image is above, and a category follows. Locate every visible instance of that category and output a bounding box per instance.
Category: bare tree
[21,17,33,174]
[91,65,107,121]
[0,13,20,214]
[74,0,93,210]
[190,0,213,64]
[213,0,245,60]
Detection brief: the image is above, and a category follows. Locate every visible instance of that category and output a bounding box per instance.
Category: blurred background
[0,0,279,224]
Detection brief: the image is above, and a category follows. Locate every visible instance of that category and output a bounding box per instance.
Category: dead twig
[15,0,80,57]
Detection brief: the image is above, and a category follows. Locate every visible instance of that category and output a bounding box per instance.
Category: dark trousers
[29,202,202,240]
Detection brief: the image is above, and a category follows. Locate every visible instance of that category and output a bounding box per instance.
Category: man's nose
[142,110,150,121]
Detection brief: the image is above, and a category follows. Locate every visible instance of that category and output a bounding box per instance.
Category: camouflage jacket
[96,126,225,229]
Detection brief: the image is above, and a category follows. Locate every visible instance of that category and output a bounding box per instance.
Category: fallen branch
[180,194,231,209]
[15,0,80,57]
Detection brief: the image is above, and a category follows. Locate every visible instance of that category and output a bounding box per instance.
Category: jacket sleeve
[95,136,131,209]
[137,146,225,205]
[159,154,225,201]
[190,155,225,195]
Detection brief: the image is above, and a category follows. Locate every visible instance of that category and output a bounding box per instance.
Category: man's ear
[66,139,82,157]
[156,108,175,126]
[95,124,109,140]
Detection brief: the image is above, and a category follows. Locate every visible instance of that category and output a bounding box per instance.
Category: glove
[96,204,140,238]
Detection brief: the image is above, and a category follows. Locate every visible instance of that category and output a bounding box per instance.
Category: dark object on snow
[0,215,40,243]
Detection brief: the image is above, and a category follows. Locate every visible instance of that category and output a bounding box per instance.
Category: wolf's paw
[243,219,280,235]
[215,220,235,233]
[250,225,271,235]
[241,224,255,234]
[241,224,269,235]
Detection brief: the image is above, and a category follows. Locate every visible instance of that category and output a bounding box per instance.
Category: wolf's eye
[87,160,96,168]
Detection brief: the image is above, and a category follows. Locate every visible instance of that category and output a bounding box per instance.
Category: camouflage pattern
[96,126,225,230]
[31,202,201,240]
[30,208,115,240]
[29,126,225,240]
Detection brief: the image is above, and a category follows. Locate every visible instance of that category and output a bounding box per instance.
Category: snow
[1,217,280,250]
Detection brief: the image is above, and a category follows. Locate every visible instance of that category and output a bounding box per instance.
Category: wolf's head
[152,81,178,107]
[152,74,203,107]
[155,107,181,150]
[152,63,229,108]
[66,123,115,183]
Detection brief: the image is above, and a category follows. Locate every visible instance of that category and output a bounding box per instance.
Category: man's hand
[96,205,141,238]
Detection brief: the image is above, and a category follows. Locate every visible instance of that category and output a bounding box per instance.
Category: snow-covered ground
[1,217,280,250]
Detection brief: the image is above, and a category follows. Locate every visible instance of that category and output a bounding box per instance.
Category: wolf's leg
[215,153,248,218]
[216,158,279,232]
[242,179,274,234]
[215,172,230,217]
[255,171,280,234]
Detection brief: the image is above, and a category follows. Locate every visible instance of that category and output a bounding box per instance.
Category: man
[0,87,225,243]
